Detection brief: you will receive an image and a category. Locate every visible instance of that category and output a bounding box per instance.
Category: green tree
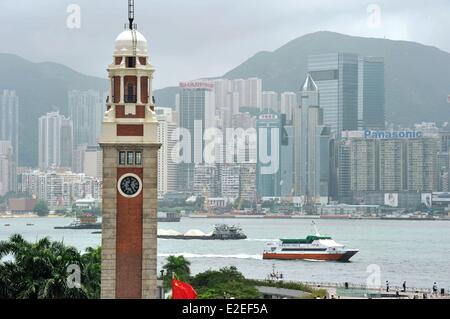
[162,255,191,288]
[34,200,49,217]
[191,267,261,299]
[81,247,101,299]
[0,234,89,299]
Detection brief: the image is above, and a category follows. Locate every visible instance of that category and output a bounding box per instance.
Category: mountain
[156,31,450,126]
[0,53,107,167]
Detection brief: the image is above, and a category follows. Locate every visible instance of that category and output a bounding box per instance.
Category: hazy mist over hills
[1,32,450,166]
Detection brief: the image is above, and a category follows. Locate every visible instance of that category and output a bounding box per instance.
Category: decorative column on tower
[99,0,160,299]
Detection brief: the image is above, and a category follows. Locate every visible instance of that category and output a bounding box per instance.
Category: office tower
[308,53,359,135]
[262,91,279,112]
[69,90,106,148]
[0,90,19,164]
[280,125,294,197]
[256,110,283,198]
[38,111,73,170]
[156,107,178,197]
[358,57,385,130]
[178,81,216,190]
[0,141,15,196]
[294,75,330,204]
[280,92,297,123]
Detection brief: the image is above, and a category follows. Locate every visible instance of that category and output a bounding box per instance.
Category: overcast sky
[0,0,449,89]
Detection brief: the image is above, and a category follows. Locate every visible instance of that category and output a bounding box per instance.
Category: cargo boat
[263,224,358,262]
[54,214,101,230]
[158,224,247,240]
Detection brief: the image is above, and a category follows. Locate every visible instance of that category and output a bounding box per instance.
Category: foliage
[191,267,261,299]
[197,281,262,299]
[0,235,99,299]
[34,200,49,217]
[162,255,191,289]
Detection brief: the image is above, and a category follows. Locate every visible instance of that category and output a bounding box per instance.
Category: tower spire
[128,0,135,30]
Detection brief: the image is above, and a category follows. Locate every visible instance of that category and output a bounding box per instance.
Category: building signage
[364,130,423,140]
[179,81,214,91]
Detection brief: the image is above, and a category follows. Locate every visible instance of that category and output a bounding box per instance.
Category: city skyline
[1,1,450,89]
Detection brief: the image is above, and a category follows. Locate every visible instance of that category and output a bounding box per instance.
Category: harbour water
[1,217,449,289]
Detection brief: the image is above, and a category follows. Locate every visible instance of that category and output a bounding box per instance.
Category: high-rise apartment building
[262,91,279,112]
[0,90,19,164]
[69,90,106,148]
[280,92,297,123]
[338,131,440,203]
[0,141,15,196]
[38,112,73,170]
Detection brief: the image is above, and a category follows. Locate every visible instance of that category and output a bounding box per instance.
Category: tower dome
[114,29,148,57]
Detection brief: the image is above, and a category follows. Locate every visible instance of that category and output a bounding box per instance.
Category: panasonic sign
[364,130,423,140]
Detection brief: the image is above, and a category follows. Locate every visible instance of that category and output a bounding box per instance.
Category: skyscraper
[156,107,178,197]
[38,111,73,170]
[69,90,106,148]
[177,81,216,190]
[308,53,359,135]
[0,90,19,164]
[0,141,15,196]
[280,92,297,123]
[294,75,330,203]
[262,91,279,112]
[256,111,282,198]
[358,57,385,130]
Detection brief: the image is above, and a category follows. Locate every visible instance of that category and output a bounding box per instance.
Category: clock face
[118,174,142,198]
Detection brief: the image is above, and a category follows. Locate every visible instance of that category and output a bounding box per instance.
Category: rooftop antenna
[128,0,135,30]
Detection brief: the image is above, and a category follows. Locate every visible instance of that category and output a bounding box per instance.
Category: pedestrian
[386,280,390,292]
[433,282,438,294]
[403,281,406,292]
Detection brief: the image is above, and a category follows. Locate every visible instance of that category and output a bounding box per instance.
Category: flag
[172,279,197,300]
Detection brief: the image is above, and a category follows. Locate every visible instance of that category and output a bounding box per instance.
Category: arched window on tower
[125,83,137,103]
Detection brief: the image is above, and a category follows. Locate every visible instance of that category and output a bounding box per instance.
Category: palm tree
[162,255,191,289]
[0,234,90,299]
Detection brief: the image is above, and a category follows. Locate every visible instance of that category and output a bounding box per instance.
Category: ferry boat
[263,224,359,262]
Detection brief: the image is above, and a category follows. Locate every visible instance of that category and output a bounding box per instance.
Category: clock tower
[99,0,160,299]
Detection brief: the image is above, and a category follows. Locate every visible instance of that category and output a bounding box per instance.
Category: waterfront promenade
[306,282,450,299]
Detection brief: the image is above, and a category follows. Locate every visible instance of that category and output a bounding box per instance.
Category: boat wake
[245,238,275,242]
[158,252,262,260]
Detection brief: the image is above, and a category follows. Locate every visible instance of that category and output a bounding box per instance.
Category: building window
[135,152,142,165]
[119,151,126,165]
[126,57,136,68]
[127,151,134,165]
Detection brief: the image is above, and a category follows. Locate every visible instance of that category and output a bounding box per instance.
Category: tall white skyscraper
[156,107,178,197]
[68,90,106,148]
[294,74,330,203]
[262,91,279,112]
[0,141,15,196]
[0,90,19,164]
[38,111,73,170]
